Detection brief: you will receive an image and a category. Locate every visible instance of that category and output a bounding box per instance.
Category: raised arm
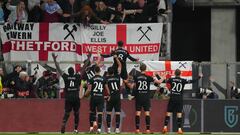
[153,72,166,84]
[186,73,203,84]
[52,53,63,76]
[84,84,92,97]
[114,54,122,74]
[80,51,92,75]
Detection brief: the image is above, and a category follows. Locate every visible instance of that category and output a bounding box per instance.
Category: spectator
[15,71,32,98]
[79,5,108,26]
[5,65,22,91]
[0,0,5,24]
[41,0,63,22]
[28,0,42,22]
[94,0,111,22]
[109,3,124,23]
[60,0,82,23]
[133,0,158,23]
[36,70,59,98]
[109,3,142,23]
[230,81,240,99]
[122,0,138,23]
[6,0,28,24]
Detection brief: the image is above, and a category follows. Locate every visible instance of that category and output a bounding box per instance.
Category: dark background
[171,2,211,61]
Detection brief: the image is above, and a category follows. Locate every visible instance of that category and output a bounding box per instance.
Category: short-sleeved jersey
[89,75,106,97]
[106,74,121,96]
[83,64,96,81]
[62,73,81,98]
[167,77,194,100]
[134,73,154,99]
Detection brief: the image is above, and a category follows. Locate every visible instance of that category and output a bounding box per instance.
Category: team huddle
[52,41,203,134]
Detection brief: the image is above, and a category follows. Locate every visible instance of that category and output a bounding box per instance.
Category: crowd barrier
[0,99,240,132]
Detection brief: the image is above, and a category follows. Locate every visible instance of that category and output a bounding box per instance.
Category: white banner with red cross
[0,23,163,62]
[128,61,193,89]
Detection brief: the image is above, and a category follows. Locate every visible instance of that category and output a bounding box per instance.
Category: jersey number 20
[172,82,183,92]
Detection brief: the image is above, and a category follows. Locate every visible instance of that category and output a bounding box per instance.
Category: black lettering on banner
[3,23,34,40]
[90,24,107,43]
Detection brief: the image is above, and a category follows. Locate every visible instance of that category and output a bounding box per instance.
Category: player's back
[167,77,187,99]
[84,64,96,81]
[62,73,81,98]
[106,74,121,96]
[134,73,153,98]
[90,75,106,98]
[115,48,129,62]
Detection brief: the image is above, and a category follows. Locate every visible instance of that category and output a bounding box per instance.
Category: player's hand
[209,76,215,82]
[87,51,92,59]
[113,54,118,58]
[199,73,203,78]
[229,81,234,86]
[52,53,58,60]
[63,13,71,17]
[160,73,167,80]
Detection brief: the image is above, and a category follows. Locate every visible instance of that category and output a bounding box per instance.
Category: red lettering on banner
[82,44,160,54]
[145,71,192,77]
[8,40,82,54]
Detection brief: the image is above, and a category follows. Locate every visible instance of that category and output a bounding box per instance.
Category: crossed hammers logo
[137,26,152,42]
[63,24,77,40]
[179,62,187,69]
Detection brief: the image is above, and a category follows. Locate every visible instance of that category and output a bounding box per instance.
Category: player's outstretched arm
[52,53,63,76]
[187,73,203,83]
[153,72,166,84]
[127,52,138,62]
[100,50,114,58]
[114,54,122,74]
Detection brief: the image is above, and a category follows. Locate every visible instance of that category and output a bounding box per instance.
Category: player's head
[107,66,114,75]
[94,66,101,73]
[140,63,147,72]
[117,41,124,47]
[68,67,75,75]
[175,69,181,77]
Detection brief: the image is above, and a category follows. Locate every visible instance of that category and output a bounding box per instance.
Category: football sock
[97,114,103,129]
[89,112,95,127]
[177,117,183,129]
[62,111,70,127]
[164,115,170,126]
[106,114,111,128]
[135,115,140,129]
[116,114,120,128]
[74,111,79,130]
[145,115,150,130]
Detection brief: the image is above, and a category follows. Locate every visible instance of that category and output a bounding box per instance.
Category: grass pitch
[0,133,239,135]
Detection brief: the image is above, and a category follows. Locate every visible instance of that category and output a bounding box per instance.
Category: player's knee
[177,113,182,118]
[136,111,141,116]
[106,112,112,115]
[97,112,103,115]
[145,111,150,116]
[166,112,171,116]
[115,112,121,115]
[74,111,79,115]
